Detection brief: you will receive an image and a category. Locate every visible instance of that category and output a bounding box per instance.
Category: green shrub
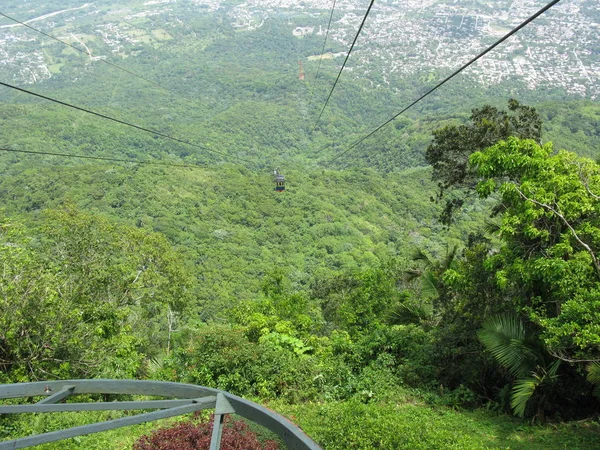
[353,325,437,388]
[163,325,352,402]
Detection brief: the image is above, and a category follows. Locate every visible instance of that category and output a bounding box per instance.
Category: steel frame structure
[0,379,322,450]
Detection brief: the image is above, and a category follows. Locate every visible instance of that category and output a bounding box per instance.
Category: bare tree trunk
[166,306,175,356]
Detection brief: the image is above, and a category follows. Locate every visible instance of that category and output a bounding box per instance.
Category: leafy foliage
[0,207,191,382]
[427,99,542,191]
[478,315,536,379]
[277,399,600,450]
[160,325,326,402]
[587,362,600,399]
[470,138,600,360]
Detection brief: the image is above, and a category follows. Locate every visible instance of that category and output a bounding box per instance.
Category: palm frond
[442,245,458,270]
[146,356,165,375]
[410,248,432,264]
[478,314,537,378]
[420,270,439,298]
[484,219,502,235]
[546,359,561,378]
[587,362,600,398]
[387,301,432,325]
[511,377,538,417]
[402,269,423,284]
[587,361,600,384]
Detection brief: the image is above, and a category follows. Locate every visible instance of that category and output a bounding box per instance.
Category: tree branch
[512,183,600,281]
[548,349,600,364]
[577,163,600,200]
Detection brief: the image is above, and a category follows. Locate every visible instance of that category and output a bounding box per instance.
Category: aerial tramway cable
[313,0,376,130]
[0,147,203,168]
[307,0,338,111]
[322,0,562,166]
[0,80,256,166]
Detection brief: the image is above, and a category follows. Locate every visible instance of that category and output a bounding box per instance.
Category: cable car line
[313,0,375,130]
[0,80,255,166]
[322,0,562,167]
[307,0,338,111]
[0,147,203,168]
[0,12,172,95]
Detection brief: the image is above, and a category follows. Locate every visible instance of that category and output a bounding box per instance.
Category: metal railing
[0,379,322,450]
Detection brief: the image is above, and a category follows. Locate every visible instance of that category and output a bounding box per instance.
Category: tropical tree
[469,137,600,361]
[0,218,65,382]
[312,265,403,336]
[404,246,458,298]
[426,99,542,224]
[395,246,458,325]
[425,240,512,394]
[424,137,600,414]
[0,207,193,382]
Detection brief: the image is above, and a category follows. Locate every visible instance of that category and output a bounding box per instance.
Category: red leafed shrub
[133,415,279,450]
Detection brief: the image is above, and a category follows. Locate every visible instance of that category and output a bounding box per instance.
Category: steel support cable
[0,80,255,166]
[323,0,562,166]
[313,0,376,129]
[0,12,172,94]
[307,0,338,111]
[0,147,204,168]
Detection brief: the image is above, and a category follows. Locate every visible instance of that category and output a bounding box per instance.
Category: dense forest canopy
[1,0,600,448]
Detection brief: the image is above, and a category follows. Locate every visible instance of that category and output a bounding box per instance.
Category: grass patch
[48,63,65,74]
[151,29,173,40]
[272,400,600,450]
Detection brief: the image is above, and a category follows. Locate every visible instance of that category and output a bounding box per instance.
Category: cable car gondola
[274,168,285,192]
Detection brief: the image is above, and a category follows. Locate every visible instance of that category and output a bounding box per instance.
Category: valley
[0,1,599,449]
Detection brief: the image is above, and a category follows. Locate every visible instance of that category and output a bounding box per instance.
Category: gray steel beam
[209,413,225,450]
[36,385,75,405]
[209,394,236,450]
[224,393,322,450]
[0,379,217,400]
[0,397,216,414]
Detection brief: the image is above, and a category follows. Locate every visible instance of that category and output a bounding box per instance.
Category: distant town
[229,0,598,98]
[1,0,598,99]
